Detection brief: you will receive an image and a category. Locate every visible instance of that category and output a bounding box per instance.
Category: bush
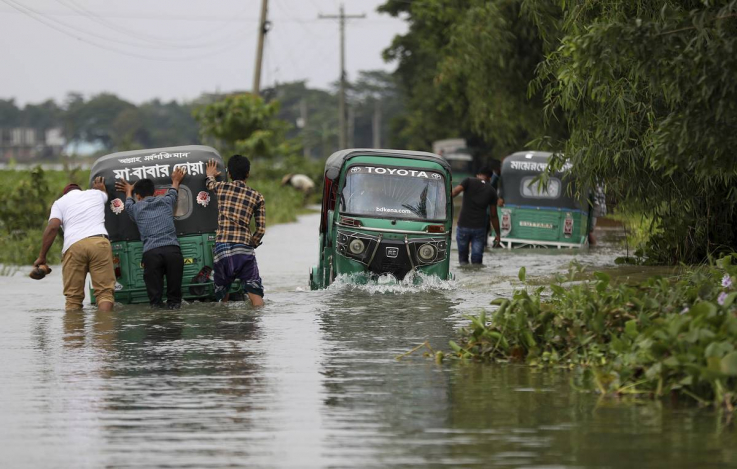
[449,259,737,410]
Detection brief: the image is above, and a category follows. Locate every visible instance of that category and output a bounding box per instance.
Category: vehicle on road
[497,151,590,249]
[87,145,242,304]
[310,149,453,289]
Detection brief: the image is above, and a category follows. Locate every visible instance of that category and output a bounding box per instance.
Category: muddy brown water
[1,214,734,468]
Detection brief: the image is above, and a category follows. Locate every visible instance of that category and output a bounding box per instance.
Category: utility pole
[253,0,269,95]
[372,99,382,148]
[319,4,365,149]
[300,98,310,158]
[347,106,355,148]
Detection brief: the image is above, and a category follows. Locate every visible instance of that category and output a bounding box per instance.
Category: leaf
[720,352,737,376]
[449,341,462,353]
[518,266,526,282]
[624,319,638,339]
[689,301,717,318]
[550,284,566,296]
[722,292,737,309]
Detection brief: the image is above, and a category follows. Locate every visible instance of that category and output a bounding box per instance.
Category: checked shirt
[206,176,266,247]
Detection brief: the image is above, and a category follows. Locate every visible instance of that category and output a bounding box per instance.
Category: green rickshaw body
[498,151,590,249]
[310,149,453,290]
[87,145,243,304]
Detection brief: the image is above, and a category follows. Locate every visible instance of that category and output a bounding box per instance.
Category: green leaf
[518,266,526,282]
[720,352,737,376]
[689,301,717,318]
[449,341,462,353]
[721,292,737,309]
[550,284,566,296]
[624,319,638,339]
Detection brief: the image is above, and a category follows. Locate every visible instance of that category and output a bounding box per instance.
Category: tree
[63,93,136,150]
[528,0,737,262]
[378,0,562,160]
[193,93,297,159]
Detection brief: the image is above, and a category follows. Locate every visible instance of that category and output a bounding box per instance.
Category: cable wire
[1,0,255,62]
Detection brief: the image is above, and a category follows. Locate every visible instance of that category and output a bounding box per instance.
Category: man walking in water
[34,177,115,311]
[452,168,501,265]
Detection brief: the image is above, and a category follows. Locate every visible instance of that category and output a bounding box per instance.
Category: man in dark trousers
[452,168,501,265]
[115,167,187,309]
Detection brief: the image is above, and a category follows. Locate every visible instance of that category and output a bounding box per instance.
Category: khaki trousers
[61,236,115,310]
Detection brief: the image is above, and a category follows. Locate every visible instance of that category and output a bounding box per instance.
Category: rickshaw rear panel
[88,145,243,304]
[498,151,590,249]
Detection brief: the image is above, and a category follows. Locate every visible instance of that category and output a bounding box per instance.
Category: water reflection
[1,214,735,468]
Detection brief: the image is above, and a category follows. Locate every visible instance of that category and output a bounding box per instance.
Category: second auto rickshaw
[498,151,590,248]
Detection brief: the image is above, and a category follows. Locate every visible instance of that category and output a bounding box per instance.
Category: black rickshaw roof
[324,148,451,180]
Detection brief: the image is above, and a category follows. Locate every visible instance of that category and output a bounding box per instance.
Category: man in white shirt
[34,177,115,311]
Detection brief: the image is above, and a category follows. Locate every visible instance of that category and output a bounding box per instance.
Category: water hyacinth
[723,274,733,289]
[718,291,728,306]
[443,257,737,410]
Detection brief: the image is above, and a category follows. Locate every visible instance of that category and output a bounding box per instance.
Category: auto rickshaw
[497,151,590,248]
[310,149,453,289]
[87,145,242,304]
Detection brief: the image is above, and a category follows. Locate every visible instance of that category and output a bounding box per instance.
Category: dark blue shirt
[125,188,179,253]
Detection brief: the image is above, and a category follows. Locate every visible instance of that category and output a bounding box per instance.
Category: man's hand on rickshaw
[497,198,504,207]
[171,166,187,188]
[493,235,502,248]
[92,176,106,192]
[115,179,134,197]
[206,159,221,178]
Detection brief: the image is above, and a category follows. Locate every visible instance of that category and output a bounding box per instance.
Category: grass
[0,167,317,267]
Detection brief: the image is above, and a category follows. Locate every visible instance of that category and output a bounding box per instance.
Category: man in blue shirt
[115,167,187,309]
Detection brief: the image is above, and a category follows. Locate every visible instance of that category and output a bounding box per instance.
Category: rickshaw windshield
[340,166,447,221]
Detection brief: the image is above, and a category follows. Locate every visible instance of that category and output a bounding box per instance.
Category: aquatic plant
[447,258,737,410]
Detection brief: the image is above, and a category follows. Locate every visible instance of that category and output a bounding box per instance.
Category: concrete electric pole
[253,0,269,95]
[319,4,365,149]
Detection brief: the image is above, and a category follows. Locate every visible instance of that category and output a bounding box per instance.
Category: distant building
[0,127,66,162]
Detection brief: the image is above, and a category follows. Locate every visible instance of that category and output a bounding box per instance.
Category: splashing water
[327,270,458,294]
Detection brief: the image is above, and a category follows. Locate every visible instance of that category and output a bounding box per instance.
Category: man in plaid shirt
[206,155,265,306]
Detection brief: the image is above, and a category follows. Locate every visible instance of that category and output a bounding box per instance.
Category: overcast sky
[0,0,407,105]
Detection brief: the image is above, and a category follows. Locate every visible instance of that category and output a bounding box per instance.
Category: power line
[54,0,251,49]
[319,4,366,149]
[0,0,254,62]
[3,0,251,52]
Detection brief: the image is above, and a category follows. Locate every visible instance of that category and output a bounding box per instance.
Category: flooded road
[1,213,734,468]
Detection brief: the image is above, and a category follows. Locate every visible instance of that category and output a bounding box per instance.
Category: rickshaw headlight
[349,239,366,255]
[418,244,436,261]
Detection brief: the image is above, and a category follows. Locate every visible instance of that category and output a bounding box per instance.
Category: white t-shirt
[49,189,109,253]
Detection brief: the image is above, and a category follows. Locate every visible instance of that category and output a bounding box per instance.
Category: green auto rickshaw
[497,151,590,249]
[310,149,453,289]
[87,145,245,304]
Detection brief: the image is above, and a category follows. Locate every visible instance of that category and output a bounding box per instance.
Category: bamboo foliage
[527,0,737,262]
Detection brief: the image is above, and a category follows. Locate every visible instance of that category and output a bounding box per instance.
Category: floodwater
[1,214,734,468]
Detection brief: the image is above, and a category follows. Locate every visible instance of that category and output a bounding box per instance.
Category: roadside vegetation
[0,163,319,266]
[426,261,737,411]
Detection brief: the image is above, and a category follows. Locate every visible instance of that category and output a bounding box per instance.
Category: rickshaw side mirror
[326,168,340,180]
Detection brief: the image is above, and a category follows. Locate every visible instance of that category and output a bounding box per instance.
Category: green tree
[193,93,297,159]
[528,0,737,263]
[63,92,136,150]
[379,0,562,160]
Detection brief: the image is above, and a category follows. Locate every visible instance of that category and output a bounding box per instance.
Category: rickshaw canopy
[89,145,225,242]
[501,151,584,210]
